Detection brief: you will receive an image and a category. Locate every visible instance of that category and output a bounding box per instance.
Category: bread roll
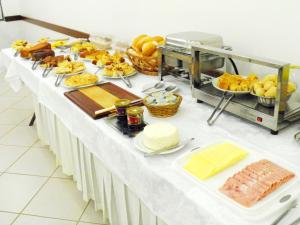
[20,42,51,58]
[132,34,147,47]
[136,36,153,51]
[128,48,142,57]
[142,41,157,56]
[152,36,164,43]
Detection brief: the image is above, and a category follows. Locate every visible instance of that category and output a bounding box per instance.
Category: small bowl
[250,92,292,107]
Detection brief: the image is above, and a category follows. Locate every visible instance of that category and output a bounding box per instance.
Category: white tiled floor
[0,75,103,224]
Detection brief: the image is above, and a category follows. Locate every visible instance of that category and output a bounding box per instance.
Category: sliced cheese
[183,143,248,180]
[80,86,119,108]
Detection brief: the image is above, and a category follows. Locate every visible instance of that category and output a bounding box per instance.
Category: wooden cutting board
[64,82,141,119]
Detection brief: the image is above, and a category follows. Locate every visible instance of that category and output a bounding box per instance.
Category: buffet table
[1,48,300,225]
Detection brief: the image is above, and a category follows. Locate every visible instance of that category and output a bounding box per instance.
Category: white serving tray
[174,139,300,221]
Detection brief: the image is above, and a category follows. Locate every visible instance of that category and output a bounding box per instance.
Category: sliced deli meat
[220,159,295,207]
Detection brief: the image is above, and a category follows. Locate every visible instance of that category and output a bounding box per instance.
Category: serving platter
[212,77,250,95]
[134,133,185,155]
[62,74,102,90]
[64,82,141,119]
[101,71,137,79]
[174,139,300,221]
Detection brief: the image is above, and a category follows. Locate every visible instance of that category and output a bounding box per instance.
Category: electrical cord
[229,58,239,75]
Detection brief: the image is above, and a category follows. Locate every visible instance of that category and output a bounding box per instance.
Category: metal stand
[29,113,36,126]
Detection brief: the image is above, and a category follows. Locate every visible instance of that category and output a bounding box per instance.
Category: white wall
[1,0,20,16]
[18,0,300,65]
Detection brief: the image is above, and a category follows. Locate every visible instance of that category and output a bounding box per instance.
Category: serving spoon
[142,81,164,93]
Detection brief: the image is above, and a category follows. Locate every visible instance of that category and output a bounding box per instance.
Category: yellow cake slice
[183,142,248,180]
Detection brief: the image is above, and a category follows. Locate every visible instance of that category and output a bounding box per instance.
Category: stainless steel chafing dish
[158,31,231,82]
[191,45,300,134]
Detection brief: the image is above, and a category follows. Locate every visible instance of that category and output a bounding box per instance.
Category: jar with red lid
[126,106,144,132]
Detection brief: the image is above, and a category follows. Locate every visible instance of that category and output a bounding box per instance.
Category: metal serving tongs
[118,72,132,88]
[14,50,19,57]
[207,92,235,126]
[42,65,54,78]
[32,59,42,70]
[55,74,65,87]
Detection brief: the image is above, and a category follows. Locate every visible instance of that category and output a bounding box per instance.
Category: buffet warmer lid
[165,31,223,50]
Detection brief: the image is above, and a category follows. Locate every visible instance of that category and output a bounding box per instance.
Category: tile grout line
[0,94,30,114]
[75,199,91,225]
[0,106,36,144]
[9,159,58,225]
[1,138,40,174]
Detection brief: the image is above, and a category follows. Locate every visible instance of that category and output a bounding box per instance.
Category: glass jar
[115,99,131,123]
[126,106,144,131]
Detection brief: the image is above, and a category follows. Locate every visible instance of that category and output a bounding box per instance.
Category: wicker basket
[143,94,182,118]
[126,47,159,76]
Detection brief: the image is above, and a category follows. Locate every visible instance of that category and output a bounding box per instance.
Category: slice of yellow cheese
[183,143,248,180]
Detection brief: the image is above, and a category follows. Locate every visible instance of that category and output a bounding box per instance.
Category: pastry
[96,52,125,67]
[31,49,55,61]
[142,41,157,56]
[64,73,98,87]
[51,40,68,48]
[40,55,70,68]
[103,62,135,77]
[11,40,28,51]
[71,42,96,53]
[20,42,51,58]
[142,123,179,151]
[217,73,258,92]
[55,61,85,74]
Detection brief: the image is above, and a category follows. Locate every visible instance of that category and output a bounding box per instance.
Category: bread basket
[143,94,182,117]
[126,47,159,76]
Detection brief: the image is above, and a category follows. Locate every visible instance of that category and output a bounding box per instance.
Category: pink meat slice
[220,159,295,207]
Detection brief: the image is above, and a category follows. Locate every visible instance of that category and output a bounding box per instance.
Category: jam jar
[115,99,131,122]
[126,106,144,132]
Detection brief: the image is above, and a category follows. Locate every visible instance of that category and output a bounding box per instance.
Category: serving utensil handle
[270,201,297,225]
[55,74,65,87]
[42,66,53,78]
[207,92,234,126]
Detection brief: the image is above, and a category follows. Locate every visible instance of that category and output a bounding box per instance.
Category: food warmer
[191,45,300,134]
[158,31,233,83]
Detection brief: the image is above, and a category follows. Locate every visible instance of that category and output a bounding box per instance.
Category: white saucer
[133,133,184,155]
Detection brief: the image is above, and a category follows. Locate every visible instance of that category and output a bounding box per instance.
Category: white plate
[102,70,137,79]
[142,82,178,94]
[212,78,250,95]
[61,73,101,89]
[134,132,184,155]
[174,139,300,221]
[54,69,85,77]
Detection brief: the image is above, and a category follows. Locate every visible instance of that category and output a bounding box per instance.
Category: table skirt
[35,101,167,225]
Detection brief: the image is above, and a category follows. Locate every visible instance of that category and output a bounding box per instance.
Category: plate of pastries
[79,49,109,62]
[102,62,136,78]
[40,55,71,68]
[95,51,125,67]
[71,42,97,53]
[54,60,86,75]
[11,39,29,52]
[63,73,99,88]
[213,73,259,94]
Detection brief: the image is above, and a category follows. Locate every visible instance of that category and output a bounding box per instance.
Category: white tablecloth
[1,48,300,225]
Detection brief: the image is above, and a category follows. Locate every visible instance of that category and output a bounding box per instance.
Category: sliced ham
[220,159,295,207]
